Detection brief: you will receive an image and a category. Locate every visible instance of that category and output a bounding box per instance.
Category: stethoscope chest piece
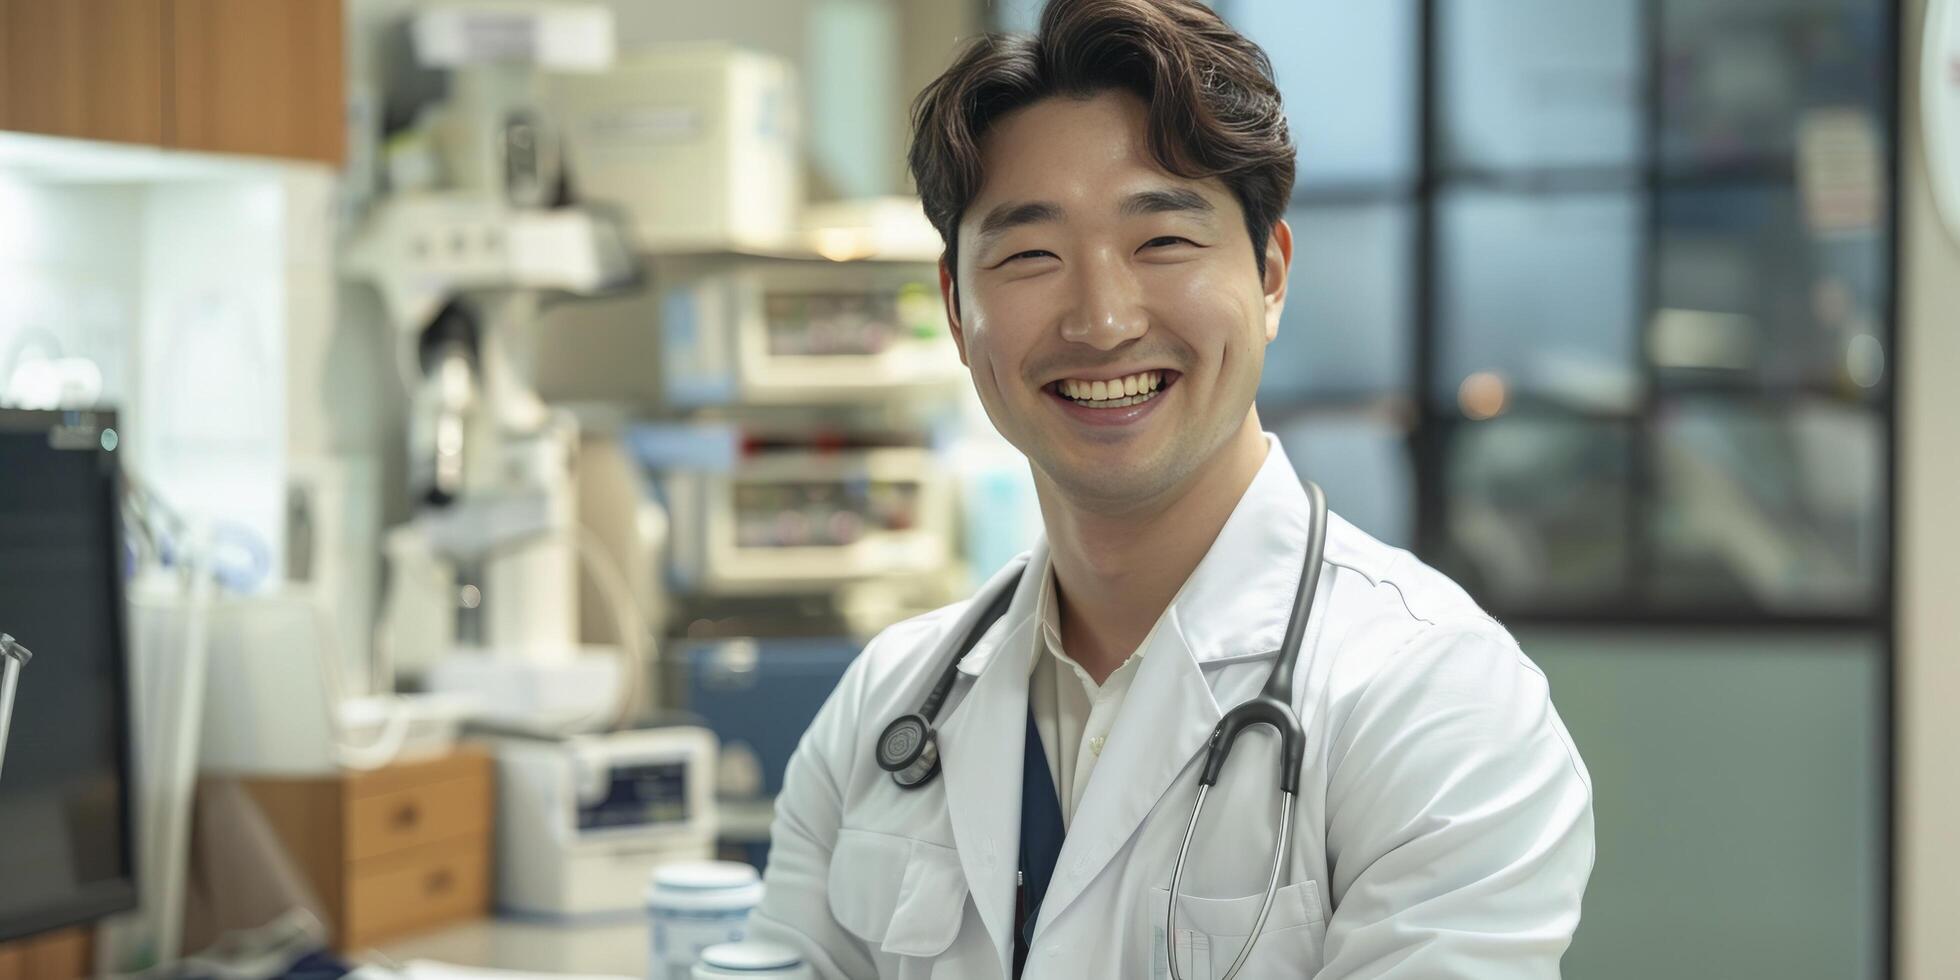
[878,712,942,788]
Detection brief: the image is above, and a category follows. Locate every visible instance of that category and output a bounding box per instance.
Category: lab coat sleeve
[749,645,881,980]
[1315,625,1595,979]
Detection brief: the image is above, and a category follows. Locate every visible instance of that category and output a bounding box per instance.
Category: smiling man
[751,1,1594,978]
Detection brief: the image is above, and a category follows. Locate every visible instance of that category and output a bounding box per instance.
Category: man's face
[941,90,1291,512]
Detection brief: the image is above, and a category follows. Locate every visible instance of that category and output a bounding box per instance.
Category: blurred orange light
[1458,372,1508,420]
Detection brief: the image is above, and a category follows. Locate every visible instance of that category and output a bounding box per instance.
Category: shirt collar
[1028,555,1152,680]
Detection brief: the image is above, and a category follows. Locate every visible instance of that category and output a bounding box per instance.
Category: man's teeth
[1058,371,1164,406]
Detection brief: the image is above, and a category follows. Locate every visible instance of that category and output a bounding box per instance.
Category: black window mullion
[1412,0,1444,562]
[1631,0,1663,606]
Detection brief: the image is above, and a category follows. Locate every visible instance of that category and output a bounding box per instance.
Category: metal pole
[0,634,31,782]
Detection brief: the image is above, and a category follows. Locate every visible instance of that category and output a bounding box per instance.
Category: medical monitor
[0,408,139,942]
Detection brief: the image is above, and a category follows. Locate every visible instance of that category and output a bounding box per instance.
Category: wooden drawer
[347,774,491,863]
[241,747,496,950]
[343,834,491,949]
[0,928,90,980]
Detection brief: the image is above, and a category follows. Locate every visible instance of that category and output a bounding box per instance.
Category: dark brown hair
[908,0,1295,287]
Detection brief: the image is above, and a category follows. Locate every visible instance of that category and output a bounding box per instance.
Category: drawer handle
[425,868,455,894]
[391,802,421,830]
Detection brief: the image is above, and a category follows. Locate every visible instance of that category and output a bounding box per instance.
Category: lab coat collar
[1169,434,1322,666]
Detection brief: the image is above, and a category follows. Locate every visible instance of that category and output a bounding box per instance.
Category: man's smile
[1042,370,1182,428]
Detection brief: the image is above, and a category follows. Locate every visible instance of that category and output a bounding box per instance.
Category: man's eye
[1143,236,1196,249]
[1007,250,1056,262]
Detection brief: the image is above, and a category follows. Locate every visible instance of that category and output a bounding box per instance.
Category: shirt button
[1090,735,1106,756]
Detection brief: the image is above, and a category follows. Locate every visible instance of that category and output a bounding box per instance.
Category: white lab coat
[753,439,1594,979]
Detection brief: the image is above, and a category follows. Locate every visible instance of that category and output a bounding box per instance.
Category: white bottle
[692,942,813,980]
[646,861,765,980]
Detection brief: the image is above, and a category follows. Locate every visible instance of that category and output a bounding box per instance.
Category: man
[751,0,1594,976]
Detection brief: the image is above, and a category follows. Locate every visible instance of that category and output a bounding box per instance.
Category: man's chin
[1034,449,1189,513]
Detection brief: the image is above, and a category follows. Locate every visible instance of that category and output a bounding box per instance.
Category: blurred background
[0,0,1956,978]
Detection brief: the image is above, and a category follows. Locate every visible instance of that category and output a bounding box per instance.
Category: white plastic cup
[691,942,812,980]
[647,861,766,980]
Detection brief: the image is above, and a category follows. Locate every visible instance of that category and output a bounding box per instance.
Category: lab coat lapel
[1030,610,1221,934]
[935,546,1045,974]
[1027,437,1315,936]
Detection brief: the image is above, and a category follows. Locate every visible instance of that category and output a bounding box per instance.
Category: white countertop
[369,916,651,978]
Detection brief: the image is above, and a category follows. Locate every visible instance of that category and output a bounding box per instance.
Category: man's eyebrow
[1120,188,1215,219]
[975,200,1065,248]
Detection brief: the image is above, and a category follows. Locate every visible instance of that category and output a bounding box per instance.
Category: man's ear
[939,258,970,366]
[1261,218,1293,344]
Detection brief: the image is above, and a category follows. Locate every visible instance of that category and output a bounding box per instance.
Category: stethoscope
[874,480,1329,980]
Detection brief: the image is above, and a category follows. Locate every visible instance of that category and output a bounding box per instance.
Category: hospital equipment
[0,409,139,944]
[550,44,802,254]
[346,2,651,736]
[672,637,858,803]
[493,727,718,918]
[665,636,860,867]
[187,592,472,775]
[655,261,962,408]
[663,447,956,596]
[873,478,1330,980]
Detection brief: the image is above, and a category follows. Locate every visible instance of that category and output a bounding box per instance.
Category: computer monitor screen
[0,409,137,942]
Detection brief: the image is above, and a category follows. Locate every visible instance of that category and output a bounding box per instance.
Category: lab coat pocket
[1145,880,1326,980]
[828,829,969,958]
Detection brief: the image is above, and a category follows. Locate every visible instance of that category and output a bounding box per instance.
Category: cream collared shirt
[1027,557,1155,830]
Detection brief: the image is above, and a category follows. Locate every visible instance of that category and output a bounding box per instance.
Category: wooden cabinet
[0,927,90,980]
[0,0,167,147]
[0,0,343,166]
[166,0,344,165]
[241,748,494,950]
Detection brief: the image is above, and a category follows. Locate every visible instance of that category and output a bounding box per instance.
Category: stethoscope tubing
[875,479,1329,978]
[1169,784,1296,980]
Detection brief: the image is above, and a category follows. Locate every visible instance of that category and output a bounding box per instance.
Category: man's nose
[1059,249,1147,350]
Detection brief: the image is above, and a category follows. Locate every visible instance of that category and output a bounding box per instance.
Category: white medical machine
[664,447,956,596]
[656,260,963,408]
[550,44,802,254]
[345,2,650,734]
[492,726,718,917]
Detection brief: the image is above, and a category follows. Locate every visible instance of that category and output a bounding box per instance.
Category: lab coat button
[1090,734,1106,756]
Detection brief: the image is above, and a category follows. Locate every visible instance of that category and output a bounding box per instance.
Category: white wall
[0,172,298,583]
[1897,2,1960,977]
[0,179,145,410]
[131,180,291,584]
